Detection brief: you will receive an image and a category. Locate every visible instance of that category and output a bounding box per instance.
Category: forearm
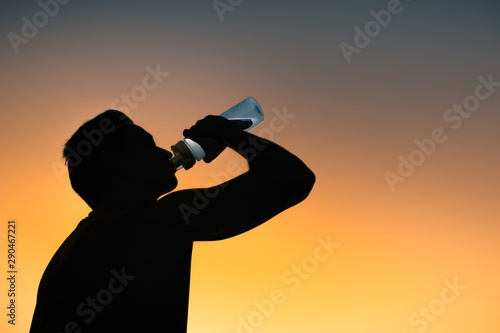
[227,131,316,201]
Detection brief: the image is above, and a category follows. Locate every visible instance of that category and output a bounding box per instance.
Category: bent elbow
[286,166,316,205]
[298,167,316,199]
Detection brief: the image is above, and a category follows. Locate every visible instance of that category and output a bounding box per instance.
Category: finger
[230,119,253,130]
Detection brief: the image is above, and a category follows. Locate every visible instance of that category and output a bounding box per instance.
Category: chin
[159,177,178,195]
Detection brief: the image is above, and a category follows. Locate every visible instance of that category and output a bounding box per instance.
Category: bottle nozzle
[169,154,184,172]
[170,140,196,171]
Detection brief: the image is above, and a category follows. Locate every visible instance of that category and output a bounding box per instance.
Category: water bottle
[170,97,265,171]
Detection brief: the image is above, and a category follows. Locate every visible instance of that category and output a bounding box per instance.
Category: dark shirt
[30,201,193,332]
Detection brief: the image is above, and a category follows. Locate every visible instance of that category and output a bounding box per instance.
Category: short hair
[63,110,133,209]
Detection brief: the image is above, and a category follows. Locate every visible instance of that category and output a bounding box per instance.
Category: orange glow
[1,2,500,332]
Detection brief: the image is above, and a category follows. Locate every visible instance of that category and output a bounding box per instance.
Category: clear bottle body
[170,97,264,171]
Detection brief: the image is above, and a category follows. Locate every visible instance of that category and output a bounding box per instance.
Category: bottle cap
[169,154,184,172]
[170,140,196,170]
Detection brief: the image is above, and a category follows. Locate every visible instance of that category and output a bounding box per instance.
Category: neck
[95,180,158,210]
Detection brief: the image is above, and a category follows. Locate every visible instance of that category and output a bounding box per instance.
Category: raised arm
[159,115,315,241]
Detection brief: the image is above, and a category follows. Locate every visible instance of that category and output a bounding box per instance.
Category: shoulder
[142,192,194,230]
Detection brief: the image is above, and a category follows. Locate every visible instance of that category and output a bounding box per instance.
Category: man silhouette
[30,109,315,332]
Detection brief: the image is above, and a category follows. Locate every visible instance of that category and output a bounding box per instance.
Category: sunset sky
[1,0,499,332]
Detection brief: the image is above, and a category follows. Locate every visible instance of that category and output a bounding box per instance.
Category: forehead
[113,124,155,145]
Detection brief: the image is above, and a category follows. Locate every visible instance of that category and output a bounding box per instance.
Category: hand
[183,115,243,141]
[191,137,225,163]
[183,116,244,163]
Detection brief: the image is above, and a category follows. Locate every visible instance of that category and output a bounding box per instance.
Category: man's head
[63,110,177,209]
